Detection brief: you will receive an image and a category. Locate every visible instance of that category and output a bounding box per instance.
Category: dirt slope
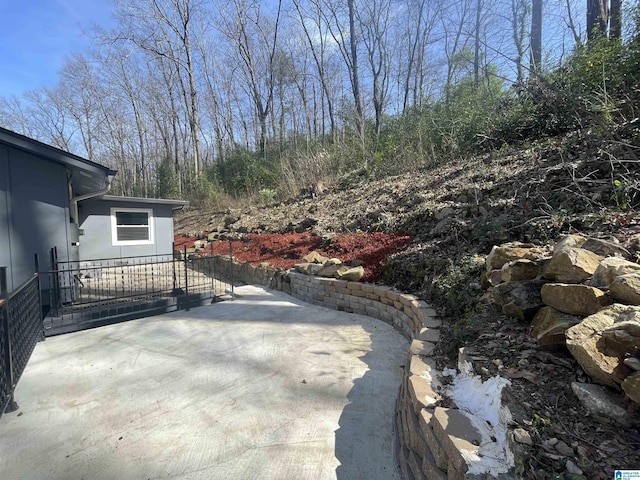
[175,128,640,478]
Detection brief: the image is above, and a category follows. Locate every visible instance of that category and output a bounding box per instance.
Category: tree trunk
[530,0,542,74]
[587,0,607,41]
[610,0,623,40]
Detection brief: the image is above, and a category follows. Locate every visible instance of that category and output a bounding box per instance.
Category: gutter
[71,174,115,222]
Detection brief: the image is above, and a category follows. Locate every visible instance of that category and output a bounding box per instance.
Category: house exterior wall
[78,199,176,260]
[0,144,73,293]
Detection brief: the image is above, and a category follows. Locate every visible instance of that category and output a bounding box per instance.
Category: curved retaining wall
[208,256,484,480]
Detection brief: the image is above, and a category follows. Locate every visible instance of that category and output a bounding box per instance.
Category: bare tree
[510,0,530,84]
[217,0,283,156]
[530,0,543,73]
[292,0,337,141]
[322,0,365,142]
[113,0,204,175]
[357,0,393,141]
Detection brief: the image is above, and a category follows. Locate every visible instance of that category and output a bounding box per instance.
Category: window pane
[116,211,149,226]
[117,226,150,241]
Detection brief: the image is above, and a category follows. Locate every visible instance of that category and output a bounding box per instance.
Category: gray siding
[0,145,72,292]
[78,199,175,260]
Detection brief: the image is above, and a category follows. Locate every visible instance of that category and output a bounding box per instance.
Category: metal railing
[44,244,232,332]
[0,267,44,419]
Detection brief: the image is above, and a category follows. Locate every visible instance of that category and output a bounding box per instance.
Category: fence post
[172,242,177,292]
[183,245,189,311]
[1,267,18,413]
[210,242,214,295]
[228,239,234,300]
[49,247,58,316]
[34,254,44,341]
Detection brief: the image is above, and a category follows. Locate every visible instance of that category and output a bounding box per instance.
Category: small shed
[78,195,187,260]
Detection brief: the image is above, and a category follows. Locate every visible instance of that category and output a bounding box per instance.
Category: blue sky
[0,0,112,98]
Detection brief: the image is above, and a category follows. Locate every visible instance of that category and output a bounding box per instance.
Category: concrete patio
[0,285,407,480]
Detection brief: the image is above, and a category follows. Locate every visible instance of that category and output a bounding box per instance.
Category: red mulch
[174,232,412,283]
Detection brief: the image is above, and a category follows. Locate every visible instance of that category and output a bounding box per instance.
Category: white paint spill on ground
[444,358,515,475]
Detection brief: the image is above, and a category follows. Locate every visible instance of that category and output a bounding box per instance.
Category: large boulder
[486,243,547,272]
[565,305,640,387]
[590,257,640,288]
[610,273,640,305]
[543,247,603,283]
[541,283,611,317]
[622,372,640,404]
[491,279,546,321]
[530,306,582,349]
[582,237,632,260]
[501,259,540,282]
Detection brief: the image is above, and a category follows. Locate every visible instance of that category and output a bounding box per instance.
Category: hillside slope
[175,127,640,478]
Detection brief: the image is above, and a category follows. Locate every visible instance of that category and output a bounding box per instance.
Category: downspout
[71,174,115,223]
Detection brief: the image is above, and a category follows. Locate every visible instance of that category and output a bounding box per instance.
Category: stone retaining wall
[208,255,508,479]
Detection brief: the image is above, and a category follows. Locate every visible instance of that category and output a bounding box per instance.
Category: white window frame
[110,207,155,246]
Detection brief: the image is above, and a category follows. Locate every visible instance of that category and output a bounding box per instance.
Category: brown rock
[582,237,632,260]
[554,234,587,253]
[602,320,640,355]
[317,263,343,278]
[541,283,611,316]
[565,305,639,387]
[491,279,546,321]
[501,259,540,282]
[302,251,329,264]
[486,243,546,272]
[590,257,640,288]
[543,248,603,283]
[530,306,581,349]
[621,371,640,404]
[335,266,365,281]
[610,273,640,305]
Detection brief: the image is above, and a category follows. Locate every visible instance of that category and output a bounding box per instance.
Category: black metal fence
[0,268,44,419]
[44,244,232,335]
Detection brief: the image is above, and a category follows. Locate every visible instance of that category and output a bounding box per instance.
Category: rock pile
[293,251,365,282]
[484,235,640,416]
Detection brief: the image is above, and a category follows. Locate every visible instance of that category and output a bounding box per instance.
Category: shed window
[111,208,154,246]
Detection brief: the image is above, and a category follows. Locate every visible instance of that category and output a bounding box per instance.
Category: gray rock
[582,237,632,259]
[554,440,574,457]
[571,382,629,425]
[624,357,640,371]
